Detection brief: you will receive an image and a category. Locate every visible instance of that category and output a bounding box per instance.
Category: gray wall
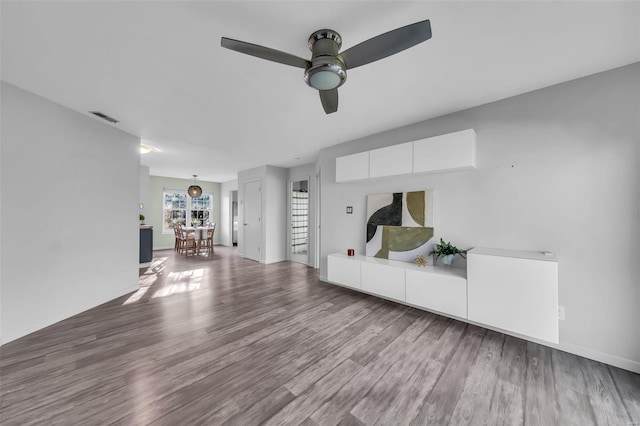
[1,82,140,344]
[148,175,221,250]
[317,63,640,372]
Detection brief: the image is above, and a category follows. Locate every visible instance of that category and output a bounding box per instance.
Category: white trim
[288,175,310,266]
[243,178,262,262]
[558,342,640,374]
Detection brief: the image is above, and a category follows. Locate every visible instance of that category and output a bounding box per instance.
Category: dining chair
[200,225,215,257]
[181,228,198,256]
[173,225,182,253]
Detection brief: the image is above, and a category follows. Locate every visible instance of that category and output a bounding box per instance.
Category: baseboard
[264,257,286,264]
[0,284,139,346]
[557,342,640,374]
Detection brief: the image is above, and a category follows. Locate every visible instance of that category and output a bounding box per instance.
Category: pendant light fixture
[188,174,202,198]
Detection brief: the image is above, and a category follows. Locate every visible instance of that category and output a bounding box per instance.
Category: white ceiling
[2,1,639,182]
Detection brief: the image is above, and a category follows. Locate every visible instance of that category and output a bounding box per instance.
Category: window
[163,190,213,233]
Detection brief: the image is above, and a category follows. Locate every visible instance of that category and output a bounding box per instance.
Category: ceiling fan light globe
[304,62,346,91]
[310,70,341,90]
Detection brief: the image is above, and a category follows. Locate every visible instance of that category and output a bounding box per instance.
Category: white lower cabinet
[327,248,560,346]
[327,254,361,290]
[467,248,559,344]
[361,261,405,302]
[405,269,467,318]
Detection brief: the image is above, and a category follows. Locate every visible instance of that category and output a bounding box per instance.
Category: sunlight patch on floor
[152,282,201,298]
[151,268,204,298]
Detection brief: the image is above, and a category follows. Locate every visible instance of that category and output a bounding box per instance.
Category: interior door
[243,180,261,262]
[290,179,309,265]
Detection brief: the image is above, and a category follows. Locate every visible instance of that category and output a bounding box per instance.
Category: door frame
[315,167,321,269]
[288,175,310,265]
[229,189,238,246]
[243,179,262,262]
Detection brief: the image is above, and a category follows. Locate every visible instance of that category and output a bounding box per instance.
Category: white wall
[0,82,140,344]
[220,179,238,246]
[318,63,640,372]
[238,165,287,264]
[288,163,318,268]
[265,166,288,264]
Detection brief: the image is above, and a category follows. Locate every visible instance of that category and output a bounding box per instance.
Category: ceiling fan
[221,20,432,114]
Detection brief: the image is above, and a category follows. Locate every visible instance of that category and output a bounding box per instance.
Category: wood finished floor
[1,247,639,425]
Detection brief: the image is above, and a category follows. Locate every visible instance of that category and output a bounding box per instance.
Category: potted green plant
[430,238,466,266]
[139,214,145,224]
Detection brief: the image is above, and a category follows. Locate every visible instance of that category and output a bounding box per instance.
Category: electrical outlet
[558,306,566,321]
[346,206,353,214]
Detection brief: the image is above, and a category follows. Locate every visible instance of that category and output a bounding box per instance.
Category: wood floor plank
[1,247,638,425]
[145,301,383,425]
[263,359,362,425]
[551,349,597,425]
[348,307,420,366]
[309,314,436,425]
[581,357,633,425]
[448,330,505,425]
[608,364,640,422]
[409,324,485,425]
[220,385,297,426]
[484,335,527,425]
[523,342,564,426]
[349,315,453,425]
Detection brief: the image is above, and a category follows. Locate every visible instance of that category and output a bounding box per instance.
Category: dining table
[181,226,214,255]
[182,226,210,241]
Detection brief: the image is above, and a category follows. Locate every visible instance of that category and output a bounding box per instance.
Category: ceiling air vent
[89,111,119,124]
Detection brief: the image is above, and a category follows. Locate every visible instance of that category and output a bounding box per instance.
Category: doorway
[290,178,309,265]
[243,180,261,262]
[230,190,238,246]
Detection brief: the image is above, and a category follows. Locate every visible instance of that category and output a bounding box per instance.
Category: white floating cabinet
[335,129,476,182]
[467,247,559,344]
[413,129,476,174]
[326,247,560,346]
[327,254,361,290]
[405,268,467,318]
[361,261,406,302]
[369,142,413,178]
[326,253,467,317]
[335,151,369,182]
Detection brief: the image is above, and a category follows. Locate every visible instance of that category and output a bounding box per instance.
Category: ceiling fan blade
[340,20,432,69]
[319,89,338,114]
[221,37,310,69]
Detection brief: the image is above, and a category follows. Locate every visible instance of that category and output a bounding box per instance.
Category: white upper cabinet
[335,129,476,182]
[369,142,413,178]
[413,129,477,174]
[335,151,369,182]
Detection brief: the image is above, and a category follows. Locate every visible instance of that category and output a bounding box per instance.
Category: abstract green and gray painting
[366,190,435,262]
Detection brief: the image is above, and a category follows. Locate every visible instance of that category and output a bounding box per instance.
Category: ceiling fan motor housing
[304,29,347,91]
